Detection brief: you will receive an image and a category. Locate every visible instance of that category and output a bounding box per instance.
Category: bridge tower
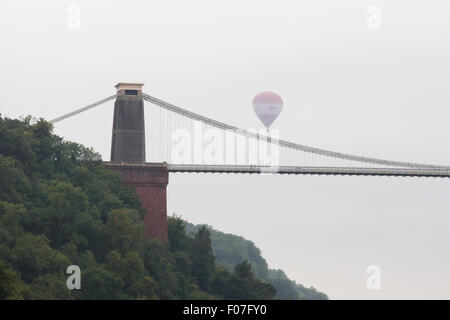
[105,83,168,242]
[110,83,146,163]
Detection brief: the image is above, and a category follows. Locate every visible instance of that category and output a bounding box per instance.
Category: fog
[1,0,450,298]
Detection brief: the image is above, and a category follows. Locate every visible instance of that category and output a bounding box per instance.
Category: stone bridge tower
[104,83,168,242]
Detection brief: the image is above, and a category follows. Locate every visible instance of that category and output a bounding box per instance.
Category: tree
[105,250,146,297]
[0,261,31,300]
[167,214,190,253]
[225,261,276,300]
[0,261,16,299]
[30,274,72,300]
[11,234,56,282]
[190,226,215,292]
[105,209,144,254]
[210,267,231,299]
[81,267,123,300]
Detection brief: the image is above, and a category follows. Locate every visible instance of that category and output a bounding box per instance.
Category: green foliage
[167,214,189,252]
[0,114,316,300]
[186,222,328,300]
[185,223,268,279]
[225,261,276,300]
[167,216,276,300]
[190,226,215,292]
[0,261,31,299]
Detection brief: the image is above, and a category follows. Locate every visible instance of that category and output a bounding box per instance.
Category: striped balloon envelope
[252,91,283,129]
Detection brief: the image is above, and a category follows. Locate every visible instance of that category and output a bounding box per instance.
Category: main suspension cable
[142,92,450,170]
[49,94,118,124]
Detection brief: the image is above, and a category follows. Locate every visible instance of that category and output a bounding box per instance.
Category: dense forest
[0,115,326,300]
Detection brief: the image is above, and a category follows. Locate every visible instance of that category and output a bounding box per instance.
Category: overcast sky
[2,0,450,299]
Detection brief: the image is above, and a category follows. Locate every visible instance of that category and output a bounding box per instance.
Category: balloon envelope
[252,91,283,128]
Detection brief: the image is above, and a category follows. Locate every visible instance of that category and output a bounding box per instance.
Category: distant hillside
[185,223,328,300]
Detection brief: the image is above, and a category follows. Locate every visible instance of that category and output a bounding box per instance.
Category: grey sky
[1,0,450,299]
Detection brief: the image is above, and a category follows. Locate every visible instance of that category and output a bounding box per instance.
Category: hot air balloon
[252,91,283,129]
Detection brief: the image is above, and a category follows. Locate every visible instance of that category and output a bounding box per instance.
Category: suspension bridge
[50,83,450,178]
[48,83,450,240]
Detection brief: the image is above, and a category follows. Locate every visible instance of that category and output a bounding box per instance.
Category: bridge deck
[167,164,450,178]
